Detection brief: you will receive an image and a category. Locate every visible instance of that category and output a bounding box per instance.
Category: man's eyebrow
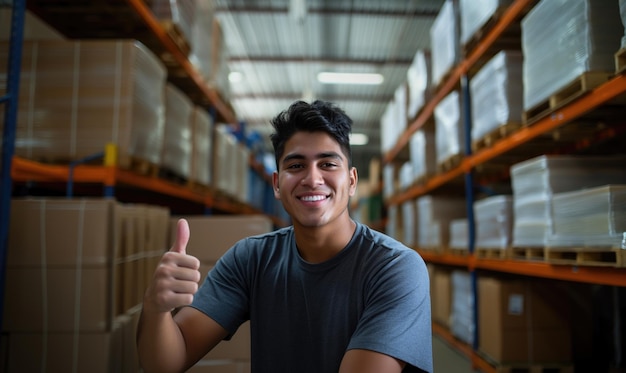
[281,152,343,164]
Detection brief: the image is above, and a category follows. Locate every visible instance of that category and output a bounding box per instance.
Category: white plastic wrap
[189,0,215,81]
[190,107,213,186]
[450,270,475,345]
[417,195,466,249]
[470,50,523,142]
[409,128,437,182]
[474,195,513,250]
[402,200,416,247]
[150,0,196,51]
[407,50,431,119]
[380,86,407,154]
[162,84,193,179]
[382,163,396,199]
[435,90,464,164]
[510,155,626,247]
[398,161,414,191]
[459,0,513,44]
[386,205,398,241]
[430,0,459,86]
[547,185,626,247]
[449,219,469,250]
[522,0,622,110]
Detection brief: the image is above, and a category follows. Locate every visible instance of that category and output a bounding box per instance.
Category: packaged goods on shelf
[449,219,469,250]
[510,155,626,247]
[5,199,170,333]
[162,84,193,180]
[406,49,431,119]
[213,124,239,198]
[398,161,414,191]
[409,128,437,182]
[430,0,459,86]
[547,185,626,248]
[474,195,513,250]
[401,200,416,247]
[0,40,167,166]
[417,195,466,250]
[434,90,465,166]
[431,267,452,328]
[386,205,399,242]
[236,141,251,204]
[470,50,523,143]
[382,163,397,199]
[459,0,513,45]
[478,276,572,364]
[450,270,474,345]
[521,0,622,111]
[381,85,408,153]
[150,0,196,53]
[191,106,214,187]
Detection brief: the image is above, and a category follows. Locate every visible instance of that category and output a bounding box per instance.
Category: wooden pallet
[160,20,191,56]
[125,157,159,178]
[436,154,462,174]
[615,48,626,74]
[448,248,470,257]
[509,247,545,261]
[475,247,508,259]
[471,122,522,152]
[545,247,626,268]
[493,363,574,373]
[522,71,613,125]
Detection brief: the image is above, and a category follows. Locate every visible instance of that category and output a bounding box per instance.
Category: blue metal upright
[0,0,26,330]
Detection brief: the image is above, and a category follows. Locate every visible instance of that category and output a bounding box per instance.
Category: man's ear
[349,167,358,196]
[272,171,280,199]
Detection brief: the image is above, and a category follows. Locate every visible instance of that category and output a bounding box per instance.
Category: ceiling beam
[230,92,393,102]
[215,6,438,18]
[229,55,412,66]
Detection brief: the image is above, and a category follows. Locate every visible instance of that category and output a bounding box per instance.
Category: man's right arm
[136,219,228,373]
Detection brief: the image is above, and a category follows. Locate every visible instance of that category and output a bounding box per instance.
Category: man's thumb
[171,218,190,254]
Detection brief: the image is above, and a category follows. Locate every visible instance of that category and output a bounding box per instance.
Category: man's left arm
[339,349,405,373]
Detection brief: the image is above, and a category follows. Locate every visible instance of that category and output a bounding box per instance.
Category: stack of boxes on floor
[3,199,169,372]
[170,215,274,373]
[381,0,626,368]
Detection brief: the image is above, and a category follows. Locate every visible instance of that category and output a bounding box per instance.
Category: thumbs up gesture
[144,218,201,313]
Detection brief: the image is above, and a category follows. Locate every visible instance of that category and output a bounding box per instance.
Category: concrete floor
[432,334,477,373]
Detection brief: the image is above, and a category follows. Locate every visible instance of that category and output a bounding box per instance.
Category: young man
[137,100,433,372]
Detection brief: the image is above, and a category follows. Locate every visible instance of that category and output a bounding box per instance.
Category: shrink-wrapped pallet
[547,185,626,248]
[212,124,238,197]
[430,0,459,86]
[434,90,464,165]
[382,163,397,199]
[406,50,431,119]
[449,219,469,250]
[474,195,513,250]
[380,88,407,154]
[150,0,196,53]
[402,200,416,247]
[190,106,213,187]
[470,50,523,142]
[0,40,166,166]
[450,270,474,345]
[510,155,626,247]
[398,161,414,191]
[162,84,193,180]
[189,0,216,80]
[459,0,513,45]
[417,195,466,249]
[521,0,622,110]
[409,128,437,182]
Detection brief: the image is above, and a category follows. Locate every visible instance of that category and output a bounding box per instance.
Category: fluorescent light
[350,133,369,145]
[317,72,384,85]
[229,71,243,83]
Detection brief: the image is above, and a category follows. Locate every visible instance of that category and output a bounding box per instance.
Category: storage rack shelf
[381,0,626,372]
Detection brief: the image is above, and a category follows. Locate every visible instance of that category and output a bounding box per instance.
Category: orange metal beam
[125,0,237,125]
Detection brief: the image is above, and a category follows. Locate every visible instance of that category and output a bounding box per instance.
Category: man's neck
[293,217,357,264]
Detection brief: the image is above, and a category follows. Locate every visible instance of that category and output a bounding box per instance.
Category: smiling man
[137,100,433,373]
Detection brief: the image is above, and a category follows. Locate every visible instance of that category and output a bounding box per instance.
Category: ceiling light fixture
[317,72,384,85]
[229,71,243,83]
[350,133,369,146]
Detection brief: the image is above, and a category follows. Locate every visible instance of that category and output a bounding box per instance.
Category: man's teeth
[301,195,327,202]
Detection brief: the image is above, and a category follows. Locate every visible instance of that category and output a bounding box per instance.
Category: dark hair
[270,100,353,170]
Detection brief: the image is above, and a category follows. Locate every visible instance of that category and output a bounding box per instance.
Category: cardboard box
[171,215,273,263]
[478,276,572,363]
[431,267,452,327]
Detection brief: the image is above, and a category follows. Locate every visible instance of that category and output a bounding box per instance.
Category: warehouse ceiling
[213,0,445,177]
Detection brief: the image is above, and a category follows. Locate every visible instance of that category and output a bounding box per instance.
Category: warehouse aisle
[433,335,475,373]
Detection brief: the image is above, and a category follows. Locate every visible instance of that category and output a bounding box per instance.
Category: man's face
[273,131,357,228]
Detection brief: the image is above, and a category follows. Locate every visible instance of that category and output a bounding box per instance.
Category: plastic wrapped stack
[406,50,431,119]
[398,161,414,191]
[409,128,437,182]
[430,0,459,86]
[417,195,466,249]
[449,219,469,250]
[459,0,513,45]
[382,163,396,200]
[547,185,626,248]
[622,0,626,48]
[470,50,523,143]
[212,124,239,198]
[474,195,513,250]
[189,0,216,82]
[402,200,416,248]
[190,107,213,187]
[450,271,474,345]
[150,0,196,53]
[521,0,622,111]
[510,155,626,247]
[380,85,407,154]
[434,90,464,166]
[0,40,167,166]
[162,84,193,180]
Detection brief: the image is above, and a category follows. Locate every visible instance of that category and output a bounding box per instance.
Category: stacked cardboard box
[4,198,169,372]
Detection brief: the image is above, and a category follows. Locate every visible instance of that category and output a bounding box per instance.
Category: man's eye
[287,163,303,169]
[322,162,337,168]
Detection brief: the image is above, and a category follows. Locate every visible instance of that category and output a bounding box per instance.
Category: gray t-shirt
[191,222,433,373]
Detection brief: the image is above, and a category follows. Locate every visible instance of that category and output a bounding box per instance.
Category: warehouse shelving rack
[382,0,626,372]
